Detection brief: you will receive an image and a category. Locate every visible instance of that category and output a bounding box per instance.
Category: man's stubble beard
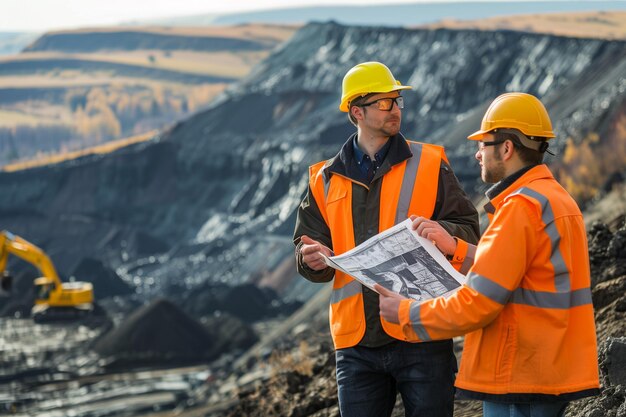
[381,117,401,137]
[482,159,506,184]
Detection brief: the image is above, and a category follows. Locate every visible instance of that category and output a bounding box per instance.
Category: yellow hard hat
[468,92,555,141]
[339,62,412,112]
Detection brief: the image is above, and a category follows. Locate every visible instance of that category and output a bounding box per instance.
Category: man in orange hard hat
[293,61,480,417]
[377,92,600,417]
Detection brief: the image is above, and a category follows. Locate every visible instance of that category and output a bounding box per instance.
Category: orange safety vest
[398,165,600,395]
[309,140,447,349]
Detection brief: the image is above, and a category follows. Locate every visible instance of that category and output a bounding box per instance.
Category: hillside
[23,25,297,52]
[0,20,624,416]
[0,32,38,55]
[0,55,235,83]
[0,24,296,166]
[0,21,623,293]
[423,10,626,40]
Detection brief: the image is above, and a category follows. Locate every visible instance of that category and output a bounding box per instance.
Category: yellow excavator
[0,230,100,323]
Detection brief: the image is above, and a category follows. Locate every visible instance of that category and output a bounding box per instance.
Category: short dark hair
[347,93,377,126]
[494,131,545,165]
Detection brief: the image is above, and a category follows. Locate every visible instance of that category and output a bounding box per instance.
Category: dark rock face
[218,284,272,321]
[71,258,133,300]
[219,284,301,321]
[177,282,302,322]
[1,22,625,304]
[601,337,626,387]
[202,312,259,356]
[589,221,626,287]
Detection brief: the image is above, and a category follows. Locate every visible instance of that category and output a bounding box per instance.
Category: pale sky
[3,0,513,32]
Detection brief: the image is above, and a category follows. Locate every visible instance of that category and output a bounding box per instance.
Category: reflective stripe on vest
[461,244,477,274]
[409,301,432,341]
[330,280,362,304]
[395,142,423,224]
[323,169,331,201]
[466,272,593,309]
[510,187,571,292]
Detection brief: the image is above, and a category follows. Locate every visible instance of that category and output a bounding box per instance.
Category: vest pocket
[326,185,347,205]
[495,324,517,383]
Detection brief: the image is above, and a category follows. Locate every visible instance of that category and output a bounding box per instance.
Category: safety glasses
[360,96,404,111]
[477,140,506,151]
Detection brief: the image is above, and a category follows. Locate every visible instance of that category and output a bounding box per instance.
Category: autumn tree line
[553,104,626,205]
[0,83,224,167]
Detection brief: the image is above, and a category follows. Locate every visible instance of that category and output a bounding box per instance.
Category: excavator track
[32,303,110,327]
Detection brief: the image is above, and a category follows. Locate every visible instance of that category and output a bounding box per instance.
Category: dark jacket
[293,133,479,346]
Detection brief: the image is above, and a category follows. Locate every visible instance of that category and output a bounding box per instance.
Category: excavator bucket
[1,272,11,292]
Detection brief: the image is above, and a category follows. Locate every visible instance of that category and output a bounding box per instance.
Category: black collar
[352,135,393,167]
[485,164,538,200]
[324,132,413,182]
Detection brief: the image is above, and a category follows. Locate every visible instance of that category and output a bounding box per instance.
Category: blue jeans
[335,340,456,417]
[483,401,569,417]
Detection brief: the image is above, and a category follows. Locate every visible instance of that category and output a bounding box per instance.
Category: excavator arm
[0,230,62,290]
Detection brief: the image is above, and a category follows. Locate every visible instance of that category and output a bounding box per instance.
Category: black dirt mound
[93,298,215,367]
[71,258,134,299]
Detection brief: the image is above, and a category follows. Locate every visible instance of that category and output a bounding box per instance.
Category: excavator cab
[1,230,106,324]
[35,277,54,301]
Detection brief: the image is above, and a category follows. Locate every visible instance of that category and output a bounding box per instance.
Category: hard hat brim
[467,129,488,141]
[468,128,556,141]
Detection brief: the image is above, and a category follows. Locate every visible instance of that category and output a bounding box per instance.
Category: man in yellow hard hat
[293,61,480,417]
[377,92,600,417]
